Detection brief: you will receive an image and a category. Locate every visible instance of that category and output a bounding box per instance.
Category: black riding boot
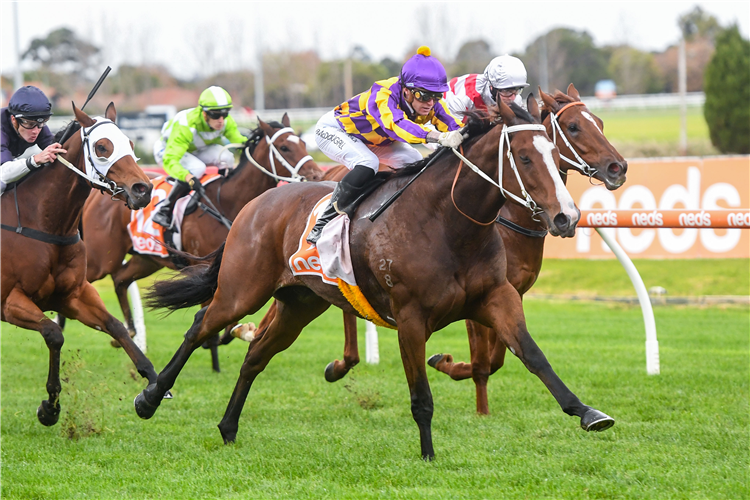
[307,165,375,245]
[152,180,191,228]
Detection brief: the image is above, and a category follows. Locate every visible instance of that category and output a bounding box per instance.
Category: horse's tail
[144,242,225,312]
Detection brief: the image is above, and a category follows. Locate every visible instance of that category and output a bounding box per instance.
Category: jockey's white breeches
[153,141,234,179]
[314,110,423,173]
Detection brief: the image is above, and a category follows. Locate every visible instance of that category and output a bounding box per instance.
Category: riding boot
[307,165,375,245]
[152,180,191,228]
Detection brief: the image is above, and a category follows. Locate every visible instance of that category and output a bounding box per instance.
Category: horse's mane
[54,120,81,145]
[393,103,535,178]
[225,120,285,180]
[540,91,577,123]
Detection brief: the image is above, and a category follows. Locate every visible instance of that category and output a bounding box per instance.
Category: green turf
[532,258,750,297]
[1,265,748,499]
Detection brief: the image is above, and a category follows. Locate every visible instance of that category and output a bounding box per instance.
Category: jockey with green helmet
[151,86,249,228]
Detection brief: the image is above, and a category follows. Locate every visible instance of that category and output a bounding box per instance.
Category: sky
[1,1,748,81]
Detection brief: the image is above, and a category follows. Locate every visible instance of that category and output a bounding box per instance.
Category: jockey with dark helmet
[307,46,465,245]
[1,86,66,194]
[151,86,249,228]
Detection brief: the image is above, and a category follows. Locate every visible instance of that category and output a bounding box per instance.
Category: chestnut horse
[137,97,613,460]
[1,103,158,426]
[319,84,629,415]
[71,114,322,368]
[427,84,629,413]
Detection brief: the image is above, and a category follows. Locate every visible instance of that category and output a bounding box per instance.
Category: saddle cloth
[127,173,222,257]
[289,194,351,285]
[289,194,396,330]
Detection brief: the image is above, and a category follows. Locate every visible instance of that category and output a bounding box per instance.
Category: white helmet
[484,55,529,90]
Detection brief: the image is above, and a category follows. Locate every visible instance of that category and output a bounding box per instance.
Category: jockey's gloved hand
[187,176,204,193]
[437,130,463,148]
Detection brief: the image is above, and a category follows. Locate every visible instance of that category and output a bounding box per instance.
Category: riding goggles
[496,87,524,98]
[15,116,50,129]
[205,109,230,120]
[411,88,443,103]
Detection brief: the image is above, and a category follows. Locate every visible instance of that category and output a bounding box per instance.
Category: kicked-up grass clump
[59,350,109,440]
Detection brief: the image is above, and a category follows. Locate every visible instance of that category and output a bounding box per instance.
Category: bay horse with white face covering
[137,96,613,459]
[1,103,158,426]
[75,114,322,366]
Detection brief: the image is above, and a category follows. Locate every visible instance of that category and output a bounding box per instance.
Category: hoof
[36,400,60,427]
[218,424,236,445]
[581,408,615,432]
[324,361,336,382]
[110,338,123,348]
[163,390,173,400]
[134,389,160,419]
[427,353,445,369]
[231,322,256,342]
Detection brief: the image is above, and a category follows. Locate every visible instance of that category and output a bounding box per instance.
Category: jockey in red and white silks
[444,55,529,119]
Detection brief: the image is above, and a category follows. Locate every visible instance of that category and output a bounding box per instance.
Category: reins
[449,123,545,224]
[450,145,498,226]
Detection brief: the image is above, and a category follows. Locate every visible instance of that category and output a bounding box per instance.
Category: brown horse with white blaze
[137,97,613,460]
[1,103,158,426]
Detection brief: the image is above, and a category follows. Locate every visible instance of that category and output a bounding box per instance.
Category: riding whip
[81,66,112,111]
[368,146,449,222]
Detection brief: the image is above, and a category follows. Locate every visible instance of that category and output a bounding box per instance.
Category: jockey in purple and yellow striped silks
[307,46,465,246]
[334,75,463,146]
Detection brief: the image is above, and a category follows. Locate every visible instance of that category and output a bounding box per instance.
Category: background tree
[450,40,494,77]
[607,46,663,94]
[520,28,609,95]
[703,25,750,154]
[22,27,100,80]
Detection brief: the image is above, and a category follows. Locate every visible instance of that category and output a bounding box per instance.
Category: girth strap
[495,216,548,238]
[1,224,81,245]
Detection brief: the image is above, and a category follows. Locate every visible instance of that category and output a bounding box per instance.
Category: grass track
[2,264,748,499]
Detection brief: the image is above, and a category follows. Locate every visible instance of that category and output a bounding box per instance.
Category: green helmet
[199,86,233,110]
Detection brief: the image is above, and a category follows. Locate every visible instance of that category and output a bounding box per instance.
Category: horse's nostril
[554,213,570,232]
[608,163,621,175]
[133,183,149,196]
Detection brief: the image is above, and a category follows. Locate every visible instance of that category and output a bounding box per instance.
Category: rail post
[594,228,659,375]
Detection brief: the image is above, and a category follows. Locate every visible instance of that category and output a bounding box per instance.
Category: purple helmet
[400,46,449,93]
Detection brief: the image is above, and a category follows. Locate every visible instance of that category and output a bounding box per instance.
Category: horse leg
[427,319,486,381]
[134,280,276,419]
[111,255,162,347]
[198,300,222,373]
[394,310,435,460]
[324,312,359,382]
[60,282,158,384]
[218,294,330,444]
[479,282,614,432]
[3,289,65,426]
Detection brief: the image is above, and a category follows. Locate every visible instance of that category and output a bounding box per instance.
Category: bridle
[234,127,314,183]
[547,101,598,179]
[56,119,133,199]
[450,123,547,223]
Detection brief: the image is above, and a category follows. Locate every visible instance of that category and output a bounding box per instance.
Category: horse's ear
[72,102,96,128]
[497,100,516,125]
[567,83,581,101]
[105,102,117,122]
[539,87,560,113]
[527,93,541,122]
[257,117,273,137]
[281,112,290,128]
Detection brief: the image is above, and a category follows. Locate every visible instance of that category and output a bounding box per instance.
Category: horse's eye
[567,123,578,133]
[96,145,107,154]
[280,146,290,153]
[519,155,531,164]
